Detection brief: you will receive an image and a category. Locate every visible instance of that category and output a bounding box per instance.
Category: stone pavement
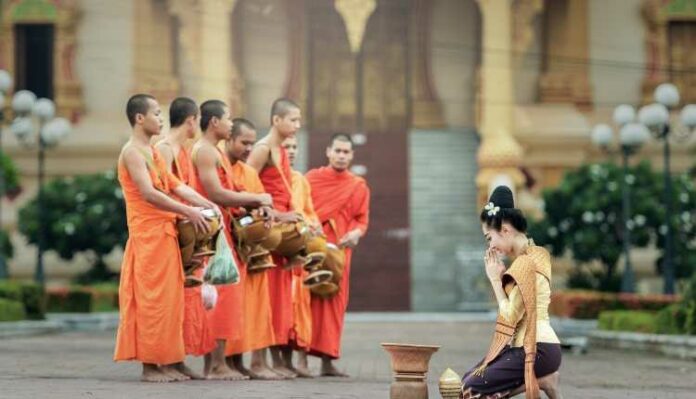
[0,317,694,398]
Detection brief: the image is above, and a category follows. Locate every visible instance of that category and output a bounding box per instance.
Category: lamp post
[0,70,13,279]
[637,84,696,294]
[591,105,649,293]
[10,89,72,285]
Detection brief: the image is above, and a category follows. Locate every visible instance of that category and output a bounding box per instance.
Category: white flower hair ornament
[484,202,500,216]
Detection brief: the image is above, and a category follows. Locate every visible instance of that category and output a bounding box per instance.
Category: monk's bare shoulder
[248,139,271,171]
[119,143,141,167]
[155,141,175,169]
[192,141,215,165]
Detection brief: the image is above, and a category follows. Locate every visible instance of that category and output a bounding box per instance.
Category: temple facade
[1,0,694,310]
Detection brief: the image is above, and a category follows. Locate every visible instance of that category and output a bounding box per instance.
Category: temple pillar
[475,0,524,205]
[168,0,243,112]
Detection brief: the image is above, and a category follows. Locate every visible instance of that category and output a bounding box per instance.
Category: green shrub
[0,280,23,302]
[598,310,657,333]
[81,283,119,312]
[46,287,92,313]
[530,162,696,291]
[654,304,688,335]
[550,290,678,319]
[18,282,46,320]
[18,171,126,283]
[0,298,26,321]
[0,280,45,320]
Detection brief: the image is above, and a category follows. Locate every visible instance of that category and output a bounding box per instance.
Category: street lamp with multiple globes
[637,83,696,294]
[591,105,650,293]
[1,70,72,284]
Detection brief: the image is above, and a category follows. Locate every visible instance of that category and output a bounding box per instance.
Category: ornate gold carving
[641,0,696,103]
[477,135,524,169]
[0,0,84,120]
[334,0,377,54]
[538,0,592,108]
[513,0,544,53]
[163,0,241,108]
[411,0,444,129]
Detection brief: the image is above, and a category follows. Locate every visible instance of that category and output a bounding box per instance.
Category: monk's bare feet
[271,365,297,379]
[295,366,314,378]
[249,364,286,380]
[321,360,349,377]
[295,351,313,378]
[141,364,175,383]
[206,364,240,381]
[175,362,205,380]
[207,362,250,381]
[227,355,251,378]
[160,365,191,382]
[225,365,250,381]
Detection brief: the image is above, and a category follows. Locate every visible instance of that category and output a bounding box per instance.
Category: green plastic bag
[204,232,240,285]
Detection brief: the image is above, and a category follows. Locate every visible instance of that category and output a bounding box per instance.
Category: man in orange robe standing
[190,99,273,380]
[114,94,216,383]
[306,133,370,377]
[247,98,303,378]
[282,135,319,378]
[156,97,216,379]
[223,117,284,380]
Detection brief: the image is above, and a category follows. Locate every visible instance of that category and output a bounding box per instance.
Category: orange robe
[114,147,186,365]
[258,146,294,345]
[224,161,276,355]
[190,145,245,350]
[289,170,317,350]
[167,146,216,357]
[306,166,370,359]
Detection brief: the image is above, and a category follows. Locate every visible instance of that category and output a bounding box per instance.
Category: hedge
[598,311,658,333]
[0,280,46,320]
[549,290,679,319]
[46,287,93,313]
[0,298,26,321]
[46,284,118,313]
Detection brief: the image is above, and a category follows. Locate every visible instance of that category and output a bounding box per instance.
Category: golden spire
[334,0,377,54]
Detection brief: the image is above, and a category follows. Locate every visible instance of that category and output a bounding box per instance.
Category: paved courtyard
[0,317,694,398]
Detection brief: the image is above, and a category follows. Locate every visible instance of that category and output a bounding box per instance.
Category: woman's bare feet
[141,364,176,383]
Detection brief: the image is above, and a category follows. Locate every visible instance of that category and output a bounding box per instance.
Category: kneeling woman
[461,186,562,399]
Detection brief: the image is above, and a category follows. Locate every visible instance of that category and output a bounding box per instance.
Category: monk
[190,99,273,380]
[156,97,216,379]
[114,94,215,383]
[282,135,320,378]
[247,98,303,378]
[222,117,284,380]
[306,133,370,377]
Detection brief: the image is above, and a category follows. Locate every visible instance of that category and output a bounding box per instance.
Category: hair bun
[488,186,515,209]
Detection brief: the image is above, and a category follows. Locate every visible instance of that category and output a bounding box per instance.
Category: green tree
[529,162,664,292]
[654,172,696,280]
[18,170,127,283]
[0,151,20,263]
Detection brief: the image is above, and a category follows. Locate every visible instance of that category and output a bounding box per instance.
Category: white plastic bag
[201,283,218,310]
